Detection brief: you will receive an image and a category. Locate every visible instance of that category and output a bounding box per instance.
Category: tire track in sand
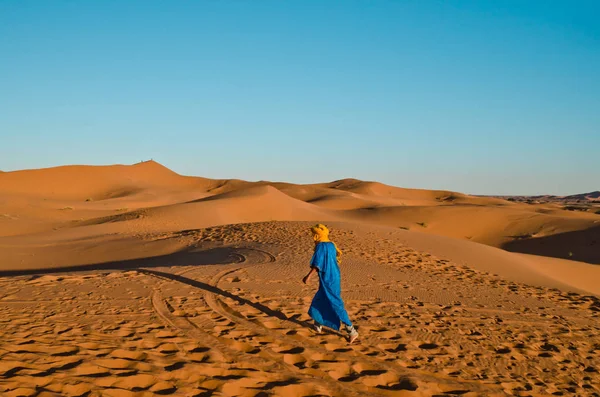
[143,247,370,397]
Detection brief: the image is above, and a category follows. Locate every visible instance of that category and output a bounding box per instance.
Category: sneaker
[348,329,359,344]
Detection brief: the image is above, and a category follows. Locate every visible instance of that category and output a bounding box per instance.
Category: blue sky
[1,1,598,195]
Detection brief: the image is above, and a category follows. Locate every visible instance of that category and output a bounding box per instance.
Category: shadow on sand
[502,224,600,265]
[0,246,243,277]
[0,245,325,334]
[137,268,311,329]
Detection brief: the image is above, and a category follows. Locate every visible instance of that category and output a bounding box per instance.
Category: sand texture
[0,162,599,396]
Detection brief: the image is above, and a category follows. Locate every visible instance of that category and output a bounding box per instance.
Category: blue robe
[308,241,352,330]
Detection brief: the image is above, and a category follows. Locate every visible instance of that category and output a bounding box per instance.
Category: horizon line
[1,159,597,198]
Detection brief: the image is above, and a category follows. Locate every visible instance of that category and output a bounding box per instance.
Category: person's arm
[302,267,318,284]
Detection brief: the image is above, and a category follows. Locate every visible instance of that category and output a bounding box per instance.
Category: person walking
[302,223,359,343]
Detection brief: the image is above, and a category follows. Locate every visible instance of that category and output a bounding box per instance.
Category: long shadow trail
[0,247,241,277]
[138,268,311,329]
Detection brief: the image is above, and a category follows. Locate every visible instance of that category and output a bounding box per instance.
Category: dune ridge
[4,161,597,261]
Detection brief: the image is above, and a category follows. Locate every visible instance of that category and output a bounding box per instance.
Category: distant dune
[564,190,600,201]
[0,160,598,288]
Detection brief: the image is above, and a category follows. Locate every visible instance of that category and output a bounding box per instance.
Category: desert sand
[0,161,598,396]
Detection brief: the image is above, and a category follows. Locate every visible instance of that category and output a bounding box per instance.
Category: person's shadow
[0,245,345,336]
[137,267,312,329]
[0,246,240,277]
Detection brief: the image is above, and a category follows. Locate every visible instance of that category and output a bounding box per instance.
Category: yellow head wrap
[311,223,342,264]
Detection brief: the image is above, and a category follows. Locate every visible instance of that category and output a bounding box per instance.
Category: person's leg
[336,303,357,338]
[321,278,357,341]
[342,322,357,334]
[342,321,358,342]
[308,289,331,333]
[337,298,359,343]
[314,320,323,334]
[328,291,358,342]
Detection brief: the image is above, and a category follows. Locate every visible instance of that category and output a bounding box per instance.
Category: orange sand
[0,161,598,396]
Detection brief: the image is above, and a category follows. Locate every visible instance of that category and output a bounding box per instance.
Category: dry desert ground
[0,161,598,397]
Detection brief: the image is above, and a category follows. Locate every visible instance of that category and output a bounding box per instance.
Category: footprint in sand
[93,358,137,370]
[74,363,112,377]
[109,349,147,361]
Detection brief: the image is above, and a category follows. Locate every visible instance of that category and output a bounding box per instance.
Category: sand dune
[1,161,598,276]
[505,224,600,264]
[564,191,600,201]
[320,179,510,207]
[343,204,599,250]
[0,160,209,200]
[1,162,599,396]
[99,184,340,232]
[2,161,597,261]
